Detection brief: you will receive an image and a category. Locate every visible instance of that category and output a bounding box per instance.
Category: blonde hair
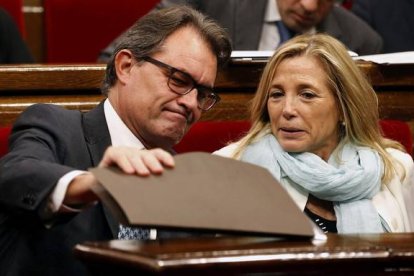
[233,33,404,183]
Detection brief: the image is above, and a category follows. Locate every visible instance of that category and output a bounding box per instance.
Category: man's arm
[0,104,175,220]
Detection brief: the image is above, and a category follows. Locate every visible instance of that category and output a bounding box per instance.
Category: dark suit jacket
[0,103,117,275]
[352,0,414,53]
[0,102,210,275]
[0,8,34,64]
[98,0,382,61]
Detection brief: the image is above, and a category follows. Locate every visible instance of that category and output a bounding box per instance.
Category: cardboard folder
[90,152,316,238]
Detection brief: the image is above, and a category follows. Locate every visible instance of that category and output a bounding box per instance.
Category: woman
[215,33,414,234]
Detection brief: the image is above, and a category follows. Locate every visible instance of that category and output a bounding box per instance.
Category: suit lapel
[82,101,111,166]
[235,0,267,49]
[317,7,342,41]
[82,101,119,237]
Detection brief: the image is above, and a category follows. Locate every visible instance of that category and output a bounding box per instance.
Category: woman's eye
[301,91,316,99]
[269,90,283,99]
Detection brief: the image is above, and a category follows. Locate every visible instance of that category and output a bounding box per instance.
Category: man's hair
[101,5,232,95]
[232,33,404,183]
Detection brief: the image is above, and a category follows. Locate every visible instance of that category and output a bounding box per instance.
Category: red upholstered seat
[0,126,11,158]
[379,119,413,155]
[174,121,251,153]
[43,0,159,63]
[0,0,25,36]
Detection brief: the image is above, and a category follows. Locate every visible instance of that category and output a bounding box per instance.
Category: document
[231,50,358,61]
[90,152,322,239]
[354,51,414,64]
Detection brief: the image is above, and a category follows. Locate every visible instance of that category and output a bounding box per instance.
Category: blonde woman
[215,33,414,234]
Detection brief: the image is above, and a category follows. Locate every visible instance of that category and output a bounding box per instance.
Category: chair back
[43,0,159,63]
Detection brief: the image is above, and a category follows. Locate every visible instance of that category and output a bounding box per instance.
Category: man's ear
[114,49,135,85]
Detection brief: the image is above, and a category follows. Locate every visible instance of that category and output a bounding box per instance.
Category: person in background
[98,0,382,62]
[214,33,414,234]
[0,6,231,275]
[0,7,34,63]
[352,0,414,53]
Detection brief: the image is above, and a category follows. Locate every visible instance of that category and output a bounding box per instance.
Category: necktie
[276,21,295,46]
[118,224,150,240]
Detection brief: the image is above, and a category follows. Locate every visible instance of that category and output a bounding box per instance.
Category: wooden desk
[74,233,414,275]
[1,61,414,127]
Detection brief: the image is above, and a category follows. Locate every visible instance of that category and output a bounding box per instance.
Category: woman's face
[267,55,341,161]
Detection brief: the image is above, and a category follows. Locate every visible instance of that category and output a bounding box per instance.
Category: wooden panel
[73,233,414,275]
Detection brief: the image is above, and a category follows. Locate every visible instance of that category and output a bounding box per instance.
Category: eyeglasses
[142,56,220,111]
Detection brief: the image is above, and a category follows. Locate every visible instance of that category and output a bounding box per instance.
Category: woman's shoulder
[386,148,413,167]
[213,142,240,157]
[386,148,414,183]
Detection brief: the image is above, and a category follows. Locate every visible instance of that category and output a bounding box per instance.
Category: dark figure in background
[0,6,231,275]
[352,0,414,53]
[98,0,383,62]
[0,7,34,63]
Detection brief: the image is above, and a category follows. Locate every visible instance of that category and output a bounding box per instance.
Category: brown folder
[90,152,315,238]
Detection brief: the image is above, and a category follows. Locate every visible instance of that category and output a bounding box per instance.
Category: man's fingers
[98,147,175,176]
[151,148,175,168]
[99,147,135,174]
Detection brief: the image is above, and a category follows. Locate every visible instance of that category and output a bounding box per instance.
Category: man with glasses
[0,6,231,275]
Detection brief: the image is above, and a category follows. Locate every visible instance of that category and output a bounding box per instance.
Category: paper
[354,51,414,64]
[231,50,358,61]
[90,152,317,238]
[231,51,274,61]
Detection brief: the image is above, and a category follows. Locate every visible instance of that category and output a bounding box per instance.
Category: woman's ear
[114,49,134,85]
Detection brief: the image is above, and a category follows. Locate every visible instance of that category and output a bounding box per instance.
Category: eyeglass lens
[168,70,218,110]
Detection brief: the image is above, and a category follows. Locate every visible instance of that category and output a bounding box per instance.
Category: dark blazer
[0,103,116,275]
[0,8,34,64]
[0,102,208,275]
[352,0,414,53]
[98,0,382,61]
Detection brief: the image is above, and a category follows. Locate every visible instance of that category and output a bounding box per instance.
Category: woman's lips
[279,127,305,137]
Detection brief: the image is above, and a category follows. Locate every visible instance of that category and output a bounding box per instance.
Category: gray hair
[101,5,232,95]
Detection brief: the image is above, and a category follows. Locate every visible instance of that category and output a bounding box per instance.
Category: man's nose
[177,88,199,111]
[300,0,319,12]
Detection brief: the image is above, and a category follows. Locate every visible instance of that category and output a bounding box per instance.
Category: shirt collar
[264,0,281,22]
[104,99,145,149]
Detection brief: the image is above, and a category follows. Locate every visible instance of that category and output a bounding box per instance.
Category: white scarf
[241,134,386,233]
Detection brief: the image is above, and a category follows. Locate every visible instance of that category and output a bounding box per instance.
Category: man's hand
[63,147,175,206]
[99,147,175,176]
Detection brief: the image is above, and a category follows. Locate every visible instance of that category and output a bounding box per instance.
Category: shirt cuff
[48,170,87,213]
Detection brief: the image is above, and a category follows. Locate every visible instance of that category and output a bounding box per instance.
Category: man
[99,0,382,62]
[0,6,231,275]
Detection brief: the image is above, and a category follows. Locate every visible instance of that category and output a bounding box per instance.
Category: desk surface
[74,233,414,275]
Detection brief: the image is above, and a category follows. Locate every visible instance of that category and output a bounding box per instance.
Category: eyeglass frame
[142,56,220,111]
